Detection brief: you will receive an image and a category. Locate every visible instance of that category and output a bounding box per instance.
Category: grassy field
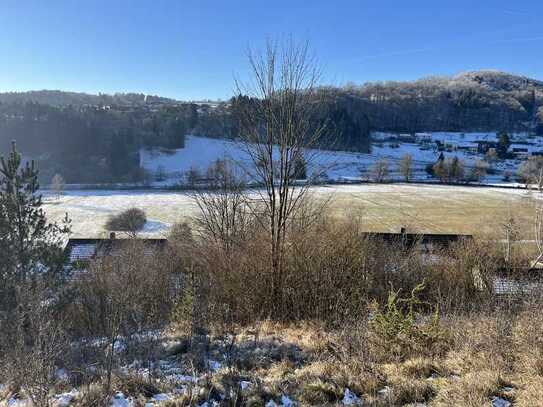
[43,184,538,238]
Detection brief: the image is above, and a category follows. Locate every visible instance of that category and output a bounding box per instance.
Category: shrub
[370,281,449,361]
[105,208,146,234]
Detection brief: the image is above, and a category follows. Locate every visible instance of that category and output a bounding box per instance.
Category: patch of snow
[343,389,362,405]
[265,401,279,407]
[281,395,295,406]
[8,397,27,407]
[55,368,70,381]
[111,392,133,407]
[240,381,252,391]
[54,390,78,407]
[208,360,222,371]
[169,374,198,383]
[492,397,511,407]
[147,393,170,404]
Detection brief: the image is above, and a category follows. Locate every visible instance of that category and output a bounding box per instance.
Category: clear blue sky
[1,0,542,100]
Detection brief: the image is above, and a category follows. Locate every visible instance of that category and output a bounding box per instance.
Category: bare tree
[234,39,328,316]
[469,159,488,183]
[399,153,413,182]
[191,159,250,253]
[105,208,147,238]
[372,158,389,183]
[51,173,65,200]
[518,156,543,190]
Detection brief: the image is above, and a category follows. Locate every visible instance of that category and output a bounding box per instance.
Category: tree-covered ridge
[348,70,543,133]
[0,90,179,108]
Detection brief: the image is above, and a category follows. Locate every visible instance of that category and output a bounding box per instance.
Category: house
[361,228,472,252]
[415,133,432,142]
[65,233,168,271]
[512,147,529,159]
[476,140,498,154]
[456,142,478,153]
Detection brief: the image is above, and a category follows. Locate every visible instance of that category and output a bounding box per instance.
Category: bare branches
[231,38,330,317]
[190,159,251,252]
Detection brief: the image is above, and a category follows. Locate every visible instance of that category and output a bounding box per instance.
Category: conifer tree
[0,142,70,290]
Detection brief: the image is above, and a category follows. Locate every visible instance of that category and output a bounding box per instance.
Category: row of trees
[364,154,489,183]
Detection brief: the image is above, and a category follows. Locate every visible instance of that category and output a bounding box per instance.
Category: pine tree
[497,132,511,159]
[0,142,70,290]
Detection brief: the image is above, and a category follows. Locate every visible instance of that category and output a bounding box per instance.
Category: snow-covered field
[139,132,542,187]
[43,184,537,238]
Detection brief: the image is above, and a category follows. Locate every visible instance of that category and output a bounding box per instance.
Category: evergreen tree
[0,142,70,294]
[496,132,511,159]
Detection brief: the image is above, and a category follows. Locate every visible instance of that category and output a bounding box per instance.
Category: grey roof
[65,238,168,265]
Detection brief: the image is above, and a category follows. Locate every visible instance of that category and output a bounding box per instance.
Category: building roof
[360,231,472,245]
[65,237,168,264]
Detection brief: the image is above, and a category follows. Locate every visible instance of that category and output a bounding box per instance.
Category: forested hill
[345,70,543,133]
[1,70,542,183]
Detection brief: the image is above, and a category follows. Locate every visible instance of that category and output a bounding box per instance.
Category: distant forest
[1,70,542,183]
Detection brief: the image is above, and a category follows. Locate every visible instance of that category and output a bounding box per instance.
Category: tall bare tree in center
[235,39,327,316]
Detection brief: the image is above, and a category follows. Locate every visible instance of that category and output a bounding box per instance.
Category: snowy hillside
[140,133,543,186]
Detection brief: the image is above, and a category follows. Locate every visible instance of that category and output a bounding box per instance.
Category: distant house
[476,140,498,154]
[512,147,529,159]
[415,133,432,142]
[65,233,168,271]
[456,142,478,153]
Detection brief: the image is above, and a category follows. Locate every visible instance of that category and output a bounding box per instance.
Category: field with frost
[43,184,537,238]
[138,132,540,187]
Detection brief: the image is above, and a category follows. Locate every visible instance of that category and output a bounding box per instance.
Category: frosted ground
[43,184,537,238]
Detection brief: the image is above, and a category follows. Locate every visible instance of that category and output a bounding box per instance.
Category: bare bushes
[68,241,176,394]
[426,238,502,312]
[0,283,68,407]
[196,213,433,325]
[194,205,515,327]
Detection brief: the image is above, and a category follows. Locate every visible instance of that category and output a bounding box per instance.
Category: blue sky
[1,0,542,100]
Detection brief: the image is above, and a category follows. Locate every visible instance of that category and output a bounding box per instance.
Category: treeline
[0,90,178,108]
[0,101,197,183]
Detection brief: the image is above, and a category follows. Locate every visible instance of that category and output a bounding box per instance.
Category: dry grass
[161,303,542,406]
[43,184,537,237]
